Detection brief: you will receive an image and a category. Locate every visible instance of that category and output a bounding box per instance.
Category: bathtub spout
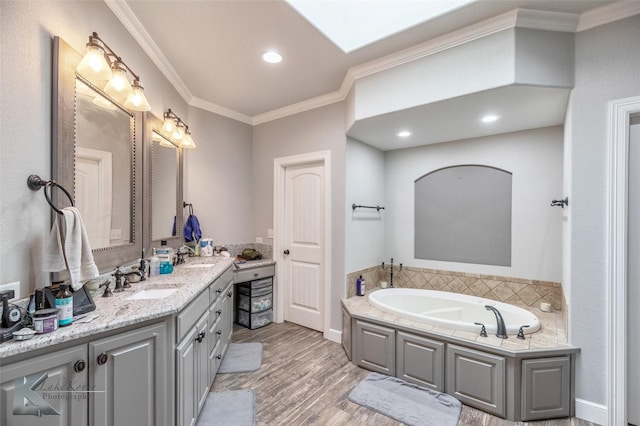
[485,305,508,339]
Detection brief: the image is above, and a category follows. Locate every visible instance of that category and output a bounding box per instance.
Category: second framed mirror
[144,113,183,254]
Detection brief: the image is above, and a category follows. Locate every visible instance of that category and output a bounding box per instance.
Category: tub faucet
[485,305,508,339]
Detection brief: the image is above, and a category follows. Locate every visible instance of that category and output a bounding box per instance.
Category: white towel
[43,207,99,290]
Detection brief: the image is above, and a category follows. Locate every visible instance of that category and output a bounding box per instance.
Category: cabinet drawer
[219,266,233,287]
[177,291,209,341]
[446,344,505,417]
[234,264,275,283]
[238,292,272,313]
[237,309,272,329]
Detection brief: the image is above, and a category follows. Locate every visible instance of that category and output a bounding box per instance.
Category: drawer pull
[97,353,108,365]
[216,309,222,316]
[228,291,233,297]
[216,288,222,294]
[74,360,86,372]
[195,331,206,343]
[216,330,222,336]
[216,354,222,360]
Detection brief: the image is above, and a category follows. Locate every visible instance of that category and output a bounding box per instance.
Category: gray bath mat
[348,372,461,426]
[218,343,263,373]
[196,389,255,426]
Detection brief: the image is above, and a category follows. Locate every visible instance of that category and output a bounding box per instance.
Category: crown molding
[577,1,640,32]
[190,97,252,125]
[251,91,345,125]
[516,9,580,32]
[105,0,193,103]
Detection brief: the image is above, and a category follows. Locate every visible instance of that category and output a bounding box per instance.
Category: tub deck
[344,288,569,352]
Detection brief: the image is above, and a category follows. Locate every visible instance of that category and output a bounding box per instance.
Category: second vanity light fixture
[161,109,197,149]
[76,32,151,111]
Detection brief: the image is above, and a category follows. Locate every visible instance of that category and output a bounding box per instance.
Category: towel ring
[27,174,74,215]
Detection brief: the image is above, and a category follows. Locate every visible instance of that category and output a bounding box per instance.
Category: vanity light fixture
[77,32,151,111]
[161,109,197,149]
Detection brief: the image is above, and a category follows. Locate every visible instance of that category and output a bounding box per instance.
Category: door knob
[283,249,290,255]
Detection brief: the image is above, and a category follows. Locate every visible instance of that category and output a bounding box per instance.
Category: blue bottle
[356,275,366,296]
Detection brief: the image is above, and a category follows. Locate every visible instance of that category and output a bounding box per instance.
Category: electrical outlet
[267,228,274,239]
[256,237,263,244]
[0,282,20,301]
[110,229,122,240]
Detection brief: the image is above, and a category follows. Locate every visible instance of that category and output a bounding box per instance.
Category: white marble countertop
[0,256,237,360]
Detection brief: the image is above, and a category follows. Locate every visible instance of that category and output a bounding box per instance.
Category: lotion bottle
[356,275,366,296]
[150,249,160,277]
[55,284,73,327]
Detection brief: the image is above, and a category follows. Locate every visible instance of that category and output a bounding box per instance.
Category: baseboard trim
[325,327,341,344]
[575,398,607,425]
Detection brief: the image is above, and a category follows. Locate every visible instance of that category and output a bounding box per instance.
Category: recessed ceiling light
[262,50,283,64]
[397,130,412,138]
[481,114,500,123]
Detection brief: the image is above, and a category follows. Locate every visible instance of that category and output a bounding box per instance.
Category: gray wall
[384,126,563,282]
[345,138,385,274]
[184,105,253,246]
[252,103,346,331]
[0,1,250,296]
[566,14,640,407]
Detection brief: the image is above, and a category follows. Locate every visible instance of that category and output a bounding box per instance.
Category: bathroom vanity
[0,258,235,426]
[342,295,579,422]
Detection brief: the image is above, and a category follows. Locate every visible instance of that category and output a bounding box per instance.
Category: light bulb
[104,61,132,103]
[171,125,185,143]
[162,117,175,134]
[124,79,151,111]
[76,38,113,82]
[182,132,196,149]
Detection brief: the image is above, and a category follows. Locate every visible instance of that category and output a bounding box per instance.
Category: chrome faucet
[485,305,508,339]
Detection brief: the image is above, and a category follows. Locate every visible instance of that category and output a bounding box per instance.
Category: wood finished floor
[210,322,597,426]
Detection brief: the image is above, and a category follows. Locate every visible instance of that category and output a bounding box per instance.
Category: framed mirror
[144,113,183,254]
[52,36,142,272]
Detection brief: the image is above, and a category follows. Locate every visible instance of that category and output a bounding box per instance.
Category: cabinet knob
[216,330,222,336]
[74,360,86,372]
[216,309,222,316]
[228,291,233,297]
[97,353,108,365]
[216,354,222,360]
[216,288,222,294]
[195,331,206,343]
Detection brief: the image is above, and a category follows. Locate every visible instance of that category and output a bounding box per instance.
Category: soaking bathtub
[368,288,540,335]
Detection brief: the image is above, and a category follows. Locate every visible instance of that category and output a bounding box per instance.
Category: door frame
[274,150,332,338]
[607,95,640,426]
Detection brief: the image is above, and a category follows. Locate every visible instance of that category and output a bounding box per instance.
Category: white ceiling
[118,0,622,149]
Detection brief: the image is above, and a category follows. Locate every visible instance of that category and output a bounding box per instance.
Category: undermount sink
[184,263,218,269]
[125,288,178,300]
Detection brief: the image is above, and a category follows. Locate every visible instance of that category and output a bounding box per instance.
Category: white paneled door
[283,162,325,332]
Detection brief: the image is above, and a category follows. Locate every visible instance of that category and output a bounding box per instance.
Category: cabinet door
[0,345,88,426]
[446,344,506,417]
[221,283,234,356]
[341,307,352,361]
[177,326,198,426]
[353,320,395,375]
[521,356,570,421]
[89,321,169,426]
[397,331,444,391]
[194,312,210,415]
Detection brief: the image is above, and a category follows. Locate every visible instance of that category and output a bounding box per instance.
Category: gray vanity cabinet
[0,344,88,426]
[521,356,571,421]
[341,307,352,361]
[446,344,506,417]
[89,322,170,426]
[353,320,396,375]
[221,281,234,354]
[396,331,445,391]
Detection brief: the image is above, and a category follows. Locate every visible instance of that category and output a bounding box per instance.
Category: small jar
[33,308,59,334]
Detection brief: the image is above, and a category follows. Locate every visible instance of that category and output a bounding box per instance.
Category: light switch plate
[0,282,20,300]
[256,237,263,243]
[267,228,274,239]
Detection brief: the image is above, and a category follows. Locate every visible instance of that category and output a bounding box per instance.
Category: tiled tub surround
[343,290,568,351]
[0,256,236,360]
[347,266,563,311]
